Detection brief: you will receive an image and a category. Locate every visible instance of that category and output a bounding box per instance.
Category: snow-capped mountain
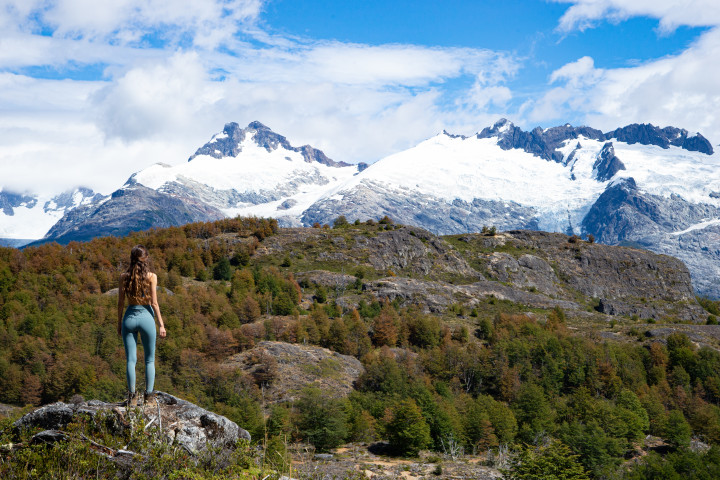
[39,121,363,243]
[129,121,361,224]
[23,119,720,297]
[0,187,103,247]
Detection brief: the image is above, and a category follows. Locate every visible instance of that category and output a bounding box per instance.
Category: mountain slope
[303,120,720,296]
[0,187,103,246]
[33,119,720,297]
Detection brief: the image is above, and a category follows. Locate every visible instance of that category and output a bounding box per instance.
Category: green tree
[503,441,590,480]
[295,387,348,452]
[213,257,232,281]
[385,399,432,456]
[665,410,692,448]
[333,216,349,228]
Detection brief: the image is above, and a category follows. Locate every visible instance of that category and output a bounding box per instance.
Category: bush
[314,285,328,304]
[333,216,349,228]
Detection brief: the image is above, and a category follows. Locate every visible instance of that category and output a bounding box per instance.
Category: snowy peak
[0,190,37,216]
[0,186,103,243]
[189,121,351,168]
[43,187,104,213]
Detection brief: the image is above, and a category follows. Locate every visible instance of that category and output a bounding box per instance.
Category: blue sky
[1,0,720,194]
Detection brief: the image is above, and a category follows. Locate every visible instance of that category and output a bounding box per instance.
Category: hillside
[2,217,720,479]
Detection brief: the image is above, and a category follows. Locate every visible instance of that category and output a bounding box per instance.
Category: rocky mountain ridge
[8,119,720,298]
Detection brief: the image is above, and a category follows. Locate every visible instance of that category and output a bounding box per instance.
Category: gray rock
[35,185,225,246]
[301,180,540,235]
[13,392,249,452]
[30,430,70,444]
[593,142,626,181]
[476,118,606,163]
[606,123,713,155]
[583,178,720,298]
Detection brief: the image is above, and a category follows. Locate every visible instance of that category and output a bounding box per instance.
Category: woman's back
[122,271,155,306]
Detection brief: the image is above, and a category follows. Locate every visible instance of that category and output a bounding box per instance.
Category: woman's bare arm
[117,274,125,336]
[149,273,166,338]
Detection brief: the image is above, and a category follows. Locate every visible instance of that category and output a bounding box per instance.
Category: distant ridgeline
[2,217,720,478]
[2,119,719,297]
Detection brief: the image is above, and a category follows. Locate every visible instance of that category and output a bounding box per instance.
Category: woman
[117,245,167,407]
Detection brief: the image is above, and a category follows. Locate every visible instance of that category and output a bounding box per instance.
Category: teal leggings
[122,305,156,393]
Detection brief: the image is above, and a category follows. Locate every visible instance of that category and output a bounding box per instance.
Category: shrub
[333,216,349,228]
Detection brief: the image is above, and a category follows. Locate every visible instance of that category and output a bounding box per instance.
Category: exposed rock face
[582,178,720,297]
[296,270,358,289]
[301,180,540,235]
[606,123,713,155]
[593,143,626,182]
[261,226,703,321]
[13,392,249,451]
[365,276,580,313]
[257,226,480,281]
[189,121,351,167]
[479,231,705,321]
[475,119,714,164]
[37,185,225,245]
[222,341,364,404]
[476,118,606,162]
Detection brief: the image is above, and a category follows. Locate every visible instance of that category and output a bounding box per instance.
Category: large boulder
[13,391,249,452]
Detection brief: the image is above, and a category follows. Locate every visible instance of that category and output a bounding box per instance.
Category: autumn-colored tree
[372,303,399,347]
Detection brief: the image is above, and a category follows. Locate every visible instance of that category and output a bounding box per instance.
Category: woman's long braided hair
[123,245,152,301]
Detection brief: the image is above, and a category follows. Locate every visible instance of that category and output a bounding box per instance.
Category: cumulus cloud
[92,52,224,141]
[88,40,518,165]
[554,0,720,32]
[2,0,263,47]
[0,1,520,196]
[523,29,720,141]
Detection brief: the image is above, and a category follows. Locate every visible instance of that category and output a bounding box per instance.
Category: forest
[2,216,720,479]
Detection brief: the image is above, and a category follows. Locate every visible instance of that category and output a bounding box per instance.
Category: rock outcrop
[259,225,705,321]
[13,392,249,452]
[222,341,364,404]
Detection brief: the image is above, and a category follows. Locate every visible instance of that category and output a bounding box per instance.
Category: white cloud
[92,52,224,141]
[522,29,720,142]
[0,14,519,196]
[549,55,601,86]
[554,0,720,32]
[1,0,263,47]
